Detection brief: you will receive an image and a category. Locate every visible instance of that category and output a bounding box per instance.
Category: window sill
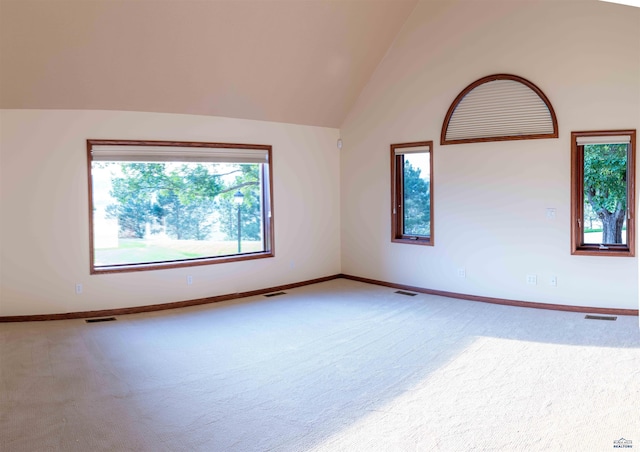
[91,250,274,274]
[571,247,633,257]
[392,237,433,246]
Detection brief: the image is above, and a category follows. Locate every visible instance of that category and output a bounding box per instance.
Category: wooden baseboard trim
[0,274,341,322]
[2,273,637,322]
[339,274,639,317]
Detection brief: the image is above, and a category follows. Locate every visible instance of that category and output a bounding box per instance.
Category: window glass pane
[582,144,628,245]
[92,161,265,267]
[402,152,431,236]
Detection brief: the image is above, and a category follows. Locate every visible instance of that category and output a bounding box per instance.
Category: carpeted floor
[1,278,639,451]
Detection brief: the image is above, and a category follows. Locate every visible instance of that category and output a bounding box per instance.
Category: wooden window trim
[570,130,635,257]
[441,74,559,145]
[87,139,275,274]
[390,141,434,246]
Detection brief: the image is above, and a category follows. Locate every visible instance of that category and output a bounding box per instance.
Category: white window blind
[576,135,631,146]
[443,77,556,143]
[91,145,269,163]
[394,144,430,155]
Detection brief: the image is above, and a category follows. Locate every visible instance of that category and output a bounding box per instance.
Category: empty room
[1,0,639,450]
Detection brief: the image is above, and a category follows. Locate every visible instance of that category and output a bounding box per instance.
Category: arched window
[441,74,558,145]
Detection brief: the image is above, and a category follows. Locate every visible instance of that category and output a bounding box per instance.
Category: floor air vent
[395,291,418,297]
[264,292,286,298]
[85,317,117,323]
[585,315,617,321]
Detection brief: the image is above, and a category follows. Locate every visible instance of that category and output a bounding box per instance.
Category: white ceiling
[0,0,418,128]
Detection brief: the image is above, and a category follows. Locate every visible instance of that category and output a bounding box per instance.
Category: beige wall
[340,0,640,309]
[0,110,341,316]
[2,1,639,317]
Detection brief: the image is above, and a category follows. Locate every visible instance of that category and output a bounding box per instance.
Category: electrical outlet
[457,268,466,278]
[550,276,557,287]
[546,208,556,220]
[75,283,83,295]
[526,274,537,285]
[187,275,193,285]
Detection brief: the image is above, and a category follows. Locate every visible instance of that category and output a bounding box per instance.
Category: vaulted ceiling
[0,0,418,128]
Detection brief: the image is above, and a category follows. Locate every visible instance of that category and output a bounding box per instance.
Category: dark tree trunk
[599,207,625,244]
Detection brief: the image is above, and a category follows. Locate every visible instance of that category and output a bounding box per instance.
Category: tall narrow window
[571,130,635,256]
[87,140,274,273]
[391,141,433,245]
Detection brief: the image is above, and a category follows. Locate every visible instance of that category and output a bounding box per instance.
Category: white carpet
[1,278,639,451]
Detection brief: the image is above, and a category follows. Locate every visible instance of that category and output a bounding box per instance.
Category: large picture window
[571,130,635,257]
[391,141,433,245]
[87,140,274,273]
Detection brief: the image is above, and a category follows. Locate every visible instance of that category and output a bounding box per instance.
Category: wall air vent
[585,315,617,321]
[264,292,286,298]
[395,290,418,296]
[85,317,117,323]
[441,74,558,145]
